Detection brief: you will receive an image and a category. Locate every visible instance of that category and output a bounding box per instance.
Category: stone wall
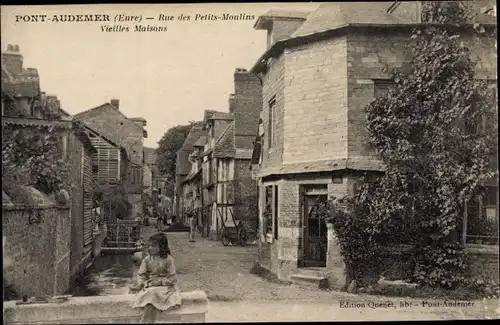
[467,244,499,283]
[346,29,411,163]
[3,194,71,298]
[234,159,258,238]
[3,291,209,324]
[283,36,348,164]
[257,171,363,281]
[374,244,500,285]
[345,28,496,164]
[261,55,285,169]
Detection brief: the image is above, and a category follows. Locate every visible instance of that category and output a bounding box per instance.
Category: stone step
[290,273,328,289]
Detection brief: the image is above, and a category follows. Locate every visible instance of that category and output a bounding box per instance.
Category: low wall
[3,291,209,324]
[3,193,71,298]
[374,244,499,284]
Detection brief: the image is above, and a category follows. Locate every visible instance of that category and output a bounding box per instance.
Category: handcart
[221,210,247,247]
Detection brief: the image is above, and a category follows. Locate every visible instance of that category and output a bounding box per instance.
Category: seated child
[130,232,181,323]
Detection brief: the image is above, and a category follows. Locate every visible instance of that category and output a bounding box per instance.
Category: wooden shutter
[83,152,94,246]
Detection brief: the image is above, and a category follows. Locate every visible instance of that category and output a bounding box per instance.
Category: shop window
[263,184,279,242]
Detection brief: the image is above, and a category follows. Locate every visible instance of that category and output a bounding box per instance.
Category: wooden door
[303,194,328,267]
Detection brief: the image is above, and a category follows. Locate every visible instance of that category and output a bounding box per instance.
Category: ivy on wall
[321,1,498,296]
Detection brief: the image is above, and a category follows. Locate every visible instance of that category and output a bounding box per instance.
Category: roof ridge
[73,102,144,132]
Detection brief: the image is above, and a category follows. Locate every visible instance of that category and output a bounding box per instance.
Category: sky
[1,3,319,148]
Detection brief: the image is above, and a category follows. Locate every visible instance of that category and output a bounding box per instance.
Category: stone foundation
[3,291,209,324]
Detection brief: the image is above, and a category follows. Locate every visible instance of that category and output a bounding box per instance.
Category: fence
[103,219,141,249]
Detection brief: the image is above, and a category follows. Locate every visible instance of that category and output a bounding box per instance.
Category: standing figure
[131,232,181,323]
[188,209,196,242]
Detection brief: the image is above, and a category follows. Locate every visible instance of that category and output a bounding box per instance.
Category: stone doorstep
[3,291,208,324]
[291,269,329,289]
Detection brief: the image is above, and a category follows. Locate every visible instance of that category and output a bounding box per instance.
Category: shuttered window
[83,153,94,246]
[96,148,120,184]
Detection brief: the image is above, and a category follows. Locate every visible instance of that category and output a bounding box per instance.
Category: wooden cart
[221,210,247,246]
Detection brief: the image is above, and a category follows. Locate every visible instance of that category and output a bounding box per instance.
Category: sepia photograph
[1,1,499,323]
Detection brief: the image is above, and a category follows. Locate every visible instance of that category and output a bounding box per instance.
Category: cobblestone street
[142,227,500,321]
[155,227,335,301]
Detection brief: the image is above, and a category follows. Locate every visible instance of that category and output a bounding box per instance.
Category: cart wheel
[222,235,230,246]
[238,228,247,246]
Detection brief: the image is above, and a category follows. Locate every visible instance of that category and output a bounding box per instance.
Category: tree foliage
[94,182,132,222]
[155,121,203,196]
[323,1,497,292]
[3,126,69,196]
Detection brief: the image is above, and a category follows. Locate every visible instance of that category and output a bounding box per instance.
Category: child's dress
[131,254,182,311]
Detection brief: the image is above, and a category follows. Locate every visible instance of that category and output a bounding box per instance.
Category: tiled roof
[176,126,205,175]
[203,110,218,122]
[2,116,73,130]
[259,9,310,20]
[73,102,144,132]
[254,158,385,178]
[179,126,205,151]
[211,112,234,121]
[291,2,405,38]
[193,136,207,148]
[213,122,235,158]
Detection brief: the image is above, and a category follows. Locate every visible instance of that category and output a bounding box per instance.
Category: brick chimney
[231,68,263,146]
[2,44,23,75]
[233,68,262,112]
[110,99,120,109]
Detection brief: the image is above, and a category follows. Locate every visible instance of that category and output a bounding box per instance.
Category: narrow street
[72,225,499,321]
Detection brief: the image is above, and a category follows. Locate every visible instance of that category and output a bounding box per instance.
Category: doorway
[302,193,328,267]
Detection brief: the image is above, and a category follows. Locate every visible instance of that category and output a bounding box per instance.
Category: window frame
[373,79,395,99]
[268,96,277,149]
[263,184,279,243]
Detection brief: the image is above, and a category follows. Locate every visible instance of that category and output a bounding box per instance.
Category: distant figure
[188,209,196,242]
[172,215,177,223]
[131,232,181,323]
[157,195,166,230]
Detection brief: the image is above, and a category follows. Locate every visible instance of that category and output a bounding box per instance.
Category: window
[274,185,279,240]
[268,96,277,148]
[129,166,142,185]
[465,186,499,245]
[332,173,343,184]
[263,185,279,242]
[373,79,395,99]
[464,80,497,135]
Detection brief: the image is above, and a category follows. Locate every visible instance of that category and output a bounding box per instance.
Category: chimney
[233,68,262,111]
[110,99,120,109]
[2,44,23,75]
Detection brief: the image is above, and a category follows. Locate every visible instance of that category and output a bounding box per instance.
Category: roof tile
[292,2,405,38]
